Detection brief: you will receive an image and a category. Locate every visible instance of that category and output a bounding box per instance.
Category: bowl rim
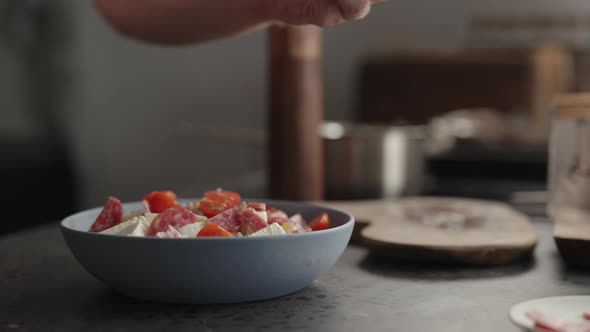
[60,198,355,241]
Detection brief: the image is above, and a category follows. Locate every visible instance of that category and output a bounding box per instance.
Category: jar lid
[556,93,590,119]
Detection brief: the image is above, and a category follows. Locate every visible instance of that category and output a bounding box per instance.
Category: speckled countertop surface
[2,219,589,332]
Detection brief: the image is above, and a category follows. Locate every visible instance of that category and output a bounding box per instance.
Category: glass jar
[548,93,590,218]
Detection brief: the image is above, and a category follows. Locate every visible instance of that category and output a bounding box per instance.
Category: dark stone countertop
[2,218,589,332]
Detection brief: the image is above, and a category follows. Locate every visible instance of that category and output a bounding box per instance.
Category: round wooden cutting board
[315,197,538,265]
[312,199,396,242]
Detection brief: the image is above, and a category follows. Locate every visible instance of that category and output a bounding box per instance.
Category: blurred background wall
[2,0,590,230]
[69,0,590,206]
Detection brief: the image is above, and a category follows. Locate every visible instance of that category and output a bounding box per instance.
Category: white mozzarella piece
[193,214,208,223]
[144,213,158,225]
[120,216,149,236]
[127,221,148,237]
[177,222,206,237]
[289,214,305,224]
[136,216,150,228]
[250,223,286,237]
[100,217,142,235]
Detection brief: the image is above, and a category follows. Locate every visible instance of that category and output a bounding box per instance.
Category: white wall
[67,1,590,207]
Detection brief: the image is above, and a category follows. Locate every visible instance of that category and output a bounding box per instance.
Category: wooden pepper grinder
[268,25,324,201]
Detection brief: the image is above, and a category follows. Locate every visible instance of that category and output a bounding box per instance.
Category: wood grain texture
[357,48,532,125]
[268,25,324,201]
[316,197,538,265]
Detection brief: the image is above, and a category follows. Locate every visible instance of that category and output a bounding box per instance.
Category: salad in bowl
[60,190,353,303]
[89,189,330,238]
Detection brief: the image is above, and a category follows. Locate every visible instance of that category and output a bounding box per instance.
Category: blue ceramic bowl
[60,199,354,304]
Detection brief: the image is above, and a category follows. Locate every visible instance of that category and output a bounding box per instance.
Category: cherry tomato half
[199,190,241,218]
[309,213,330,231]
[197,224,232,237]
[199,199,228,218]
[204,190,241,206]
[143,191,178,213]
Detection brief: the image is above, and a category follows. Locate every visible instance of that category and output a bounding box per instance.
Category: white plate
[510,296,590,331]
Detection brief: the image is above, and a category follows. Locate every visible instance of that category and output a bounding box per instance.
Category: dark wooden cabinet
[356,46,577,140]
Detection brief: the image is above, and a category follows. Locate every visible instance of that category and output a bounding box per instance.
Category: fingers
[272,0,374,27]
[337,0,371,21]
[307,1,346,27]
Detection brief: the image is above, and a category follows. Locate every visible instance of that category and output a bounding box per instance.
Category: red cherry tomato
[197,224,232,237]
[199,198,228,218]
[309,213,330,231]
[204,190,241,206]
[199,190,241,218]
[143,191,178,213]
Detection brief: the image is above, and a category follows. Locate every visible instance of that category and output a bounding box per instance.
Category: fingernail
[338,0,371,21]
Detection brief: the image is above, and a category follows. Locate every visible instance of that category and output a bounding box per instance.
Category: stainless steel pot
[321,122,426,200]
[176,121,427,199]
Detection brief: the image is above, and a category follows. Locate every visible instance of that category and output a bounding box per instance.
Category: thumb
[337,0,372,21]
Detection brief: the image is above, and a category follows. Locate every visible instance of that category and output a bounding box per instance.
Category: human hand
[93,0,384,45]
[269,0,384,27]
